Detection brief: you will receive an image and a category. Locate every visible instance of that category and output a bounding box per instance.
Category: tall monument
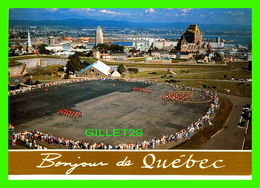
[27,30,32,53]
[95,25,104,45]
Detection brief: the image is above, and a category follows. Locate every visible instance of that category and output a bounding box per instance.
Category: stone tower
[95,25,104,45]
[182,25,202,43]
[176,24,204,52]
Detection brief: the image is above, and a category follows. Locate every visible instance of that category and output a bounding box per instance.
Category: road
[199,93,251,150]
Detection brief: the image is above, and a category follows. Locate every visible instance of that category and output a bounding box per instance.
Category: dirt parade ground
[9,80,212,148]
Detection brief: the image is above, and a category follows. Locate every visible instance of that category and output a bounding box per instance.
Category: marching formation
[58,108,83,119]
[161,91,191,103]
[131,87,153,94]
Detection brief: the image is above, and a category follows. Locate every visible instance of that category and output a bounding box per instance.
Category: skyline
[9,8,252,26]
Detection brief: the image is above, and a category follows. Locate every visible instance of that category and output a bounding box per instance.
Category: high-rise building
[95,25,103,45]
[27,30,32,53]
[27,30,32,48]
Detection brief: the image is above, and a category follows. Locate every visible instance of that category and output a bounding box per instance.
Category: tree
[194,53,205,62]
[37,44,50,54]
[94,44,109,53]
[66,54,83,74]
[117,64,126,74]
[110,44,124,52]
[34,80,41,85]
[24,79,33,85]
[212,52,223,61]
[129,48,138,53]
[128,68,139,73]
[93,44,124,53]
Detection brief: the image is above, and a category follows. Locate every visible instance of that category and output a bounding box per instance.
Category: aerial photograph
[8,8,252,150]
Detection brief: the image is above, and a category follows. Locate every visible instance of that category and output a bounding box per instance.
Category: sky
[9,8,252,26]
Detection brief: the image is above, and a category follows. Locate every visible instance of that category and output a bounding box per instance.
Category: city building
[110,52,126,60]
[101,54,112,61]
[93,50,101,59]
[95,25,104,45]
[176,24,211,54]
[48,36,55,45]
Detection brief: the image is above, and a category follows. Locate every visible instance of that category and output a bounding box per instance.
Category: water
[204,35,252,46]
[113,35,252,47]
[113,41,133,46]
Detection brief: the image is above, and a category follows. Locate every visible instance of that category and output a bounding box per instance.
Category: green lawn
[104,62,229,69]
[128,58,145,62]
[32,65,64,76]
[226,61,249,69]
[173,69,252,80]
[80,57,98,64]
[129,71,172,78]
[175,80,251,98]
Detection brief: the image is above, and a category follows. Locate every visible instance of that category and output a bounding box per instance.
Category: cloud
[181,8,192,13]
[46,8,59,12]
[69,8,95,13]
[145,8,155,13]
[99,9,130,16]
[225,11,244,16]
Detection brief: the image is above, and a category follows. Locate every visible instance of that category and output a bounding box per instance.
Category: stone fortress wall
[9,58,68,76]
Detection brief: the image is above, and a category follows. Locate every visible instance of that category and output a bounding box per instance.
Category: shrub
[24,79,33,85]
[127,68,139,73]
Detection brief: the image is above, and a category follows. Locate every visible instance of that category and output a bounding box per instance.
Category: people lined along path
[8,93,219,150]
[161,91,191,103]
[58,108,83,119]
[131,87,153,94]
[8,77,156,96]
[8,123,15,131]
[9,130,47,149]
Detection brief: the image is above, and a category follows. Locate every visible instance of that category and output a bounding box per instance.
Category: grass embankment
[176,80,251,98]
[23,65,64,81]
[129,71,171,78]
[128,58,145,62]
[171,96,233,149]
[173,69,251,80]
[80,57,98,64]
[9,55,65,67]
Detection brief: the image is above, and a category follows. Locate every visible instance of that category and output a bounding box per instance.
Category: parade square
[9,80,212,148]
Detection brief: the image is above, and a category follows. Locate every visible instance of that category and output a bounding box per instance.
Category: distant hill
[9,18,251,30]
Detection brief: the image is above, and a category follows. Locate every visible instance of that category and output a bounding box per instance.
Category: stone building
[77,60,111,78]
[176,24,211,54]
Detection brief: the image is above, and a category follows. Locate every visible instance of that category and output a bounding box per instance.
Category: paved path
[199,93,251,150]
